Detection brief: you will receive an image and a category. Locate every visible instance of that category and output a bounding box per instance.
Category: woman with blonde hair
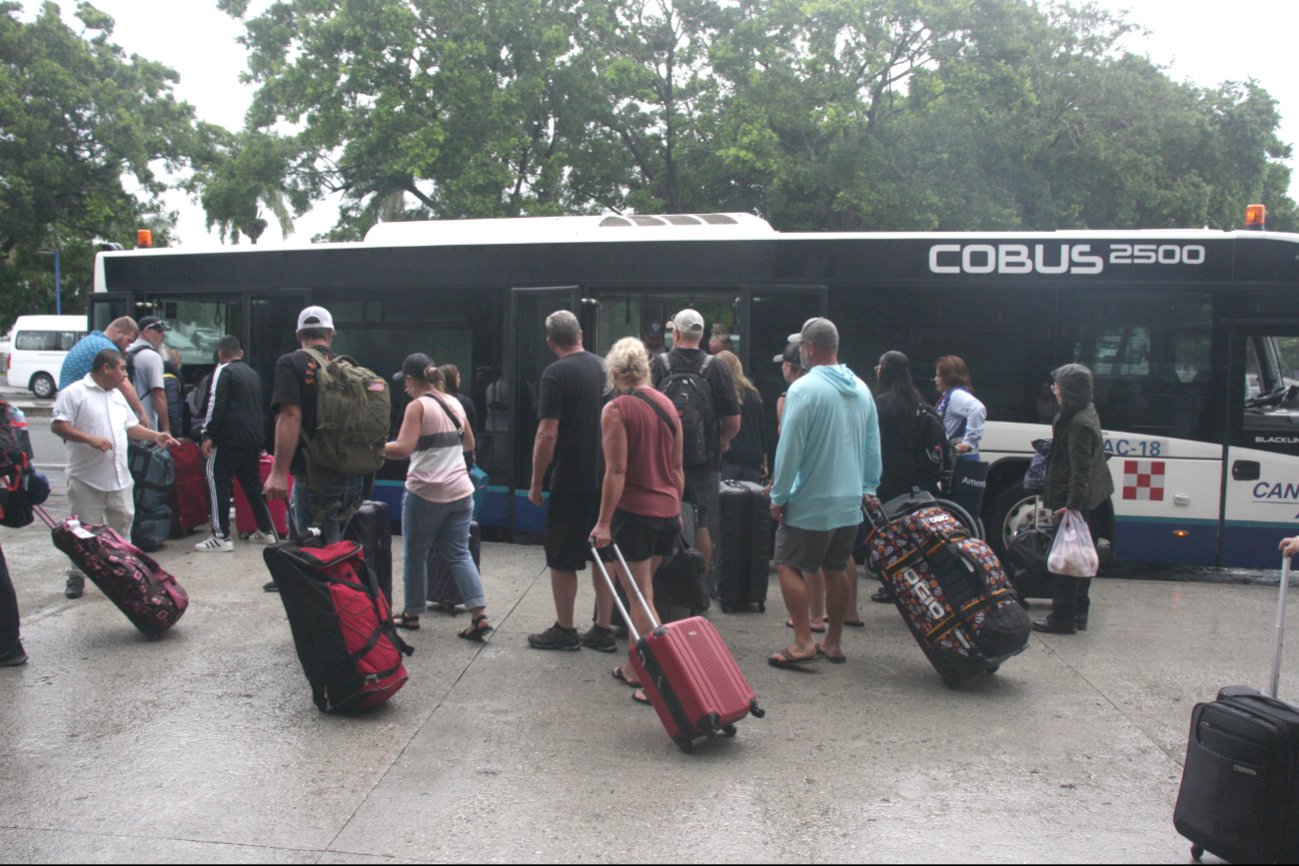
[590,337,684,706]
[715,350,767,483]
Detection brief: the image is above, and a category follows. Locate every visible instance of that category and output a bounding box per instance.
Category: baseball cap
[401,352,436,382]
[671,309,705,337]
[773,343,803,367]
[642,319,664,337]
[138,316,170,332]
[296,305,335,332]
[788,316,838,349]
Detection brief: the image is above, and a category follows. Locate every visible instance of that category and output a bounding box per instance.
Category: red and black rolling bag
[264,540,412,713]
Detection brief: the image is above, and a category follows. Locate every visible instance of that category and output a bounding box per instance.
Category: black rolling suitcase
[865,497,1030,689]
[427,519,480,613]
[716,480,770,613]
[346,500,392,604]
[1173,556,1299,863]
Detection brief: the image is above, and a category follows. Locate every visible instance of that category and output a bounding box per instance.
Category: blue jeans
[291,474,365,543]
[402,491,483,616]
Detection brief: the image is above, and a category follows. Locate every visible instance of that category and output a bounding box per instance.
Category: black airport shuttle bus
[91,211,1299,568]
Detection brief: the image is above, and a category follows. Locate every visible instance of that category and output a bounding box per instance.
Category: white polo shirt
[52,374,138,492]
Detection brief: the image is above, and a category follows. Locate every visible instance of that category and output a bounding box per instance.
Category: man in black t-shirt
[262,306,366,591]
[650,309,741,586]
[526,311,613,652]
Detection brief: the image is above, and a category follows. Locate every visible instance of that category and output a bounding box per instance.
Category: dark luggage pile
[264,538,412,713]
[128,442,174,551]
[593,542,763,753]
[43,507,188,639]
[716,480,771,613]
[1173,556,1299,863]
[866,494,1030,689]
[1004,523,1056,602]
[426,519,481,613]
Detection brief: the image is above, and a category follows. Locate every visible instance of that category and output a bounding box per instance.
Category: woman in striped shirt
[385,353,493,641]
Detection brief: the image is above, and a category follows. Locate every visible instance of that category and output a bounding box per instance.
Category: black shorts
[544,489,602,572]
[598,509,680,563]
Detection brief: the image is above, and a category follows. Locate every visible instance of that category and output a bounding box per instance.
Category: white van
[5,315,88,398]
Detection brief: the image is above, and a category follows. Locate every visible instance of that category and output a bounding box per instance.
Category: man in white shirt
[52,348,179,598]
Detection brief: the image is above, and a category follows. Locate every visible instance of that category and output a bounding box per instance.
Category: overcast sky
[29,0,1299,246]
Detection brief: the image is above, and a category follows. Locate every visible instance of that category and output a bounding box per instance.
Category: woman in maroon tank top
[590,338,684,705]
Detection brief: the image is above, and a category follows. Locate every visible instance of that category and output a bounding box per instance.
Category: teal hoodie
[770,364,882,532]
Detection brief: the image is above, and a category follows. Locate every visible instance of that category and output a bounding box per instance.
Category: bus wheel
[30,373,55,400]
[985,483,1051,561]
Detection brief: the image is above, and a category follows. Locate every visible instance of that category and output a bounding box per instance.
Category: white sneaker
[195,535,234,553]
[247,530,279,545]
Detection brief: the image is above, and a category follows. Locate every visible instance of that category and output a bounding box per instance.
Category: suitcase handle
[1271,556,1291,699]
[590,542,662,644]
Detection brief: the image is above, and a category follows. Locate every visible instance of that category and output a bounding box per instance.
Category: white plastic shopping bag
[1047,509,1099,577]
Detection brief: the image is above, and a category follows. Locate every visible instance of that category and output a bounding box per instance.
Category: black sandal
[394,612,420,630]
[458,614,493,643]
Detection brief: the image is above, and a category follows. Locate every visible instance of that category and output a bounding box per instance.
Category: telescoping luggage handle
[1271,556,1292,699]
[590,542,661,645]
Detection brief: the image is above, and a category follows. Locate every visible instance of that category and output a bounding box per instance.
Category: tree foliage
[0,1,216,326]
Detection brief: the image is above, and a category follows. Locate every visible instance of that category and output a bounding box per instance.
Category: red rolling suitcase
[168,440,210,537]
[234,453,291,538]
[42,508,188,639]
[592,542,764,753]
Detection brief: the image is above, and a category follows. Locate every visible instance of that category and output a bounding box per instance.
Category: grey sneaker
[528,624,580,651]
[64,572,84,599]
[580,623,617,653]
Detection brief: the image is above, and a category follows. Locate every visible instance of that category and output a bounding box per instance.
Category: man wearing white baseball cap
[263,305,367,589]
[648,308,741,585]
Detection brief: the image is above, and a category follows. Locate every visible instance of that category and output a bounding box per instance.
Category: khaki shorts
[773,523,858,575]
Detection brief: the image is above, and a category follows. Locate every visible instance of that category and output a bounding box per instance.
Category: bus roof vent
[364,213,773,246]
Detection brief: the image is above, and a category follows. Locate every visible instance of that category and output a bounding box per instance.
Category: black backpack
[915,402,954,486]
[657,352,717,468]
[0,400,32,528]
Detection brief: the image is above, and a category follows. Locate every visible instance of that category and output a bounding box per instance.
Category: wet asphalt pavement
[0,384,1271,863]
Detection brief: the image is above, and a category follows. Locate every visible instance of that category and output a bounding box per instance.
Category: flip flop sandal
[458,614,493,643]
[843,618,866,629]
[631,689,651,706]
[768,648,822,669]
[611,666,641,688]
[815,643,847,664]
[394,613,421,630]
[785,619,827,633]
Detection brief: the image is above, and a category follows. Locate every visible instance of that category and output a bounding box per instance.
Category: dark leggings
[0,545,19,653]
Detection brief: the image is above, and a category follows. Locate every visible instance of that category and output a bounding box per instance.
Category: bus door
[87,293,132,333]
[501,286,582,535]
[740,285,828,469]
[1221,322,1299,568]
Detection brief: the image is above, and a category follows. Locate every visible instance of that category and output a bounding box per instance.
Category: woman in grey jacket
[1033,364,1115,635]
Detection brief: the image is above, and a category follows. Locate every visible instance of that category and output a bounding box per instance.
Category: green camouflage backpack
[300,348,390,488]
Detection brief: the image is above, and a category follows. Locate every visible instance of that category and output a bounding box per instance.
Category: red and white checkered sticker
[1123,460,1165,501]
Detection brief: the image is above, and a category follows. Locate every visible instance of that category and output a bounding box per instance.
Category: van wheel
[30,373,55,399]
[985,483,1051,561]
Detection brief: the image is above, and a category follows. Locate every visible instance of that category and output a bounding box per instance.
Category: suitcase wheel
[758,602,766,613]
[941,672,962,690]
[674,737,695,754]
[1190,844,1203,862]
[721,724,737,738]
[986,665,1000,675]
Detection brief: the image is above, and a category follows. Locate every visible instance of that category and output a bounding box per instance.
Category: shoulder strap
[420,392,463,437]
[300,346,329,369]
[628,390,676,437]
[698,354,713,375]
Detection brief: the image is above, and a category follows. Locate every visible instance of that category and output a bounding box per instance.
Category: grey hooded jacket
[1043,364,1115,512]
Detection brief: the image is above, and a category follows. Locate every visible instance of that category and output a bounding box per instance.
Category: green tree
[0,1,213,327]
[198,129,307,244]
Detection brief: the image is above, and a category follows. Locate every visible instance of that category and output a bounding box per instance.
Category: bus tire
[30,373,55,400]
[985,482,1049,561]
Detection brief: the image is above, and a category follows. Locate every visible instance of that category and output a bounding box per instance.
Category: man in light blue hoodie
[768,318,881,668]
